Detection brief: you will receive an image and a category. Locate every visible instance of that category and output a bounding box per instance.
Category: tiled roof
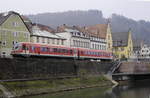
[57,24,84,32]
[83,24,108,39]
[32,23,55,33]
[32,24,65,39]
[56,24,108,39]
[0,11,31,33]
[112,32,129,47]
[21,15,32,23]
[57,24,75,32]
[0,12,12,25]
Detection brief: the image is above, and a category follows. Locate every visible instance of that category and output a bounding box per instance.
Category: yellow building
[112,30,133,59]
[106,23,113,52]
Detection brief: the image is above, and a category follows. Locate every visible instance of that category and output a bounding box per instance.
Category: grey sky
[1,0,150,21]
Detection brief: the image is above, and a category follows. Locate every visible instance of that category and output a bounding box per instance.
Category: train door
[73,49,78,58]
[22,44,29,55]
[77,49,80,59]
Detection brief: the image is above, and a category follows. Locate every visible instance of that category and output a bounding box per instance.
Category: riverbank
[0,75,113,97]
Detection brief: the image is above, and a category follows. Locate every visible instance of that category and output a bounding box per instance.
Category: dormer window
[77,32,80,36]
[83,33,85,37]
[2,41,6,46]
[71,32,74,35]
[74,32,77,36]
[24,33,28,38]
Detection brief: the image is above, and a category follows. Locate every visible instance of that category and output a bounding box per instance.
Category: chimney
[63,24,66,26]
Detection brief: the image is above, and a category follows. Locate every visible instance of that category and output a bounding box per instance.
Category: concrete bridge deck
[111,61,150,81]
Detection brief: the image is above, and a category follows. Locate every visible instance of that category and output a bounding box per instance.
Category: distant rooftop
[112,31,130,47]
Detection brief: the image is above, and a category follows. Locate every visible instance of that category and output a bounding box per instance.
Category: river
[21,81,150,98]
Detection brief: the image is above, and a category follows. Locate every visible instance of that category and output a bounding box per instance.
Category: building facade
[56,25,90,49]
[112,30,133,59]
[139,44,150,59]
[84,23,112,51]
[0,11,30,57]
[30,24,66,46]
[106,23,113,52]
[56,24,113,51]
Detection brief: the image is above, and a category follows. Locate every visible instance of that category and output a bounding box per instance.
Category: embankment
[0,57,112,79]
[0,57,113,97]
[0,75,113,97]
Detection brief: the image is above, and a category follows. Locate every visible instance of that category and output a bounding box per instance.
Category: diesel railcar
[11,42,113,60]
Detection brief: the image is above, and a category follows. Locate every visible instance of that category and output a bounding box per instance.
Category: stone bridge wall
[118,62,150,73]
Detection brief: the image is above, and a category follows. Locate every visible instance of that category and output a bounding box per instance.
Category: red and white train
[11,42,113,60]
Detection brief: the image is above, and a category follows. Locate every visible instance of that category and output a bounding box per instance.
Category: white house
[30,24,66,46]
[56,25,90,49]
[139,44,150,59]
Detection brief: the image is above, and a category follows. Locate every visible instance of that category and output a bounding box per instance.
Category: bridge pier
[112,73,150,82]
[112,74,131,81]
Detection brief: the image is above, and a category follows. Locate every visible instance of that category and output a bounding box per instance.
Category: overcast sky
[0,0,150,21]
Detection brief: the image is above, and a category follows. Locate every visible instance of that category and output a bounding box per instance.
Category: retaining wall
[0,57,112,79]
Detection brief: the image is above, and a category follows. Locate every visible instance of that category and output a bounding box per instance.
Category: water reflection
[22,81,150,98]
[109,81,150,98]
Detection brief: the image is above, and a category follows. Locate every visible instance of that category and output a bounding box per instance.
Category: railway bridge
[111,61,150,81]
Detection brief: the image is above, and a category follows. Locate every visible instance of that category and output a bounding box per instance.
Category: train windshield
[14,43,21,50]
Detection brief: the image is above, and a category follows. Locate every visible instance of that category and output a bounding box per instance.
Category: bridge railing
[108,61,122,74]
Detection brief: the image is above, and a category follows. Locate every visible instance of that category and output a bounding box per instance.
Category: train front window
[14,43,21,50]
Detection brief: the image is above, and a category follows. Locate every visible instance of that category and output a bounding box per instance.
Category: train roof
[18,42,75,49]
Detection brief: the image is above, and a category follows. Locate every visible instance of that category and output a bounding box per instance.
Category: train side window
[98,52,100,56]
[80,51,84,54]
[40,47,43,52]
[96,52,98,56]
[60,49,64,53]
[93,52,94,55]
[88,51,91,55]
[103,53,106,56]
[63,49,67,53]
[93,52,95,55]
[41,47,46,52]
[45,47,48,52]
[57,49,61,53]
[53,48,57,52]
[91,52,93,55]
[49,48,53,52]
[61,49,64,53]
[95,52,97,56]
[101,52,104,56]
[31,46,35,51]
[84,51,86,55]
[65,49,68,53]
[90,52,92,55]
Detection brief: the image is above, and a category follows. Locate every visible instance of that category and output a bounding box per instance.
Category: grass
[0,75,112,97]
